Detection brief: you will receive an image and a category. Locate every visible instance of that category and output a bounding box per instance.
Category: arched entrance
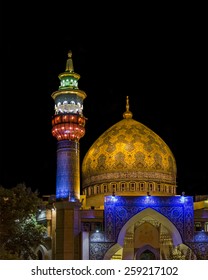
[140,250,155,260]
[104,208,183,260]
[135,244,160,260]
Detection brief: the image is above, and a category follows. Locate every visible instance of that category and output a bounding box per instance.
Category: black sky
[0,3,207,196]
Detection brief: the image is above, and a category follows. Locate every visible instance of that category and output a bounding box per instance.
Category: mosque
[36,51,208,260]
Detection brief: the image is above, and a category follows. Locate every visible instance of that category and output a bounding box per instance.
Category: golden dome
[81,97,177,200]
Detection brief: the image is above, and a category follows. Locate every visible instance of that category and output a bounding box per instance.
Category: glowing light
[180,196,186,203]
[110,195,118,202]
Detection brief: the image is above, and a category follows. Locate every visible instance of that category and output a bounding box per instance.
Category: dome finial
[123,96,133,119]
[65,50,74,72]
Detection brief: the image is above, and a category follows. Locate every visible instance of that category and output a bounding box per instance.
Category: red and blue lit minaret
[51,51,87,201]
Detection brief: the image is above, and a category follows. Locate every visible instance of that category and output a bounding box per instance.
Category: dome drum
[82,170,176,188]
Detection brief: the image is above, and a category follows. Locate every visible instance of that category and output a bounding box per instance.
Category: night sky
[0,4,207,197]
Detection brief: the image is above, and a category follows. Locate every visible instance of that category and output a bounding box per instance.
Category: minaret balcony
[52,113,86,126]
[52,122,85,141]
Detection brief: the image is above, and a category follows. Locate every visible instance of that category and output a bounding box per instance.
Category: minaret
[51,51,87,259]
[51,50,87,201]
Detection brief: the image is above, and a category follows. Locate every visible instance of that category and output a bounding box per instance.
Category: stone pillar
[122,231,134,259]
[82,231,89,260]
[55,201,81,259]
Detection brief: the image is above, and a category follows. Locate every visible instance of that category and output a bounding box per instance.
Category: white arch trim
[103,243,122,260]
[35,244,51,260]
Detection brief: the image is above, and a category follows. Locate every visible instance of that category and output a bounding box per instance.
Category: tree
[0,183,47,259]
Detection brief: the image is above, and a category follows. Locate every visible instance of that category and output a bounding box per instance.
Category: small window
[130,182,135,191]
[149,183,153,191]
[111,183,116,191]
[140,183,144,191]
[121,183,125,191]
[195,222,202,231]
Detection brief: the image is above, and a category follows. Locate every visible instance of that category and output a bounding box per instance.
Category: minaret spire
[123,96,133,119]
[65,50,74,72]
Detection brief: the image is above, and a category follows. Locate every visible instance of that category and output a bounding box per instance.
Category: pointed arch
[103,243,122,260]
[103,207,183,260]
[35,245,51,260]
[117,207,182,246]
[135,244,160,260]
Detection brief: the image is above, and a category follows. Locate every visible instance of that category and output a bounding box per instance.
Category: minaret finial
[65,50,74,72]
[123,96,133,119]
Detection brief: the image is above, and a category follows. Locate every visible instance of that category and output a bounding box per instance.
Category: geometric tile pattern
[105,195,194,242]
[82,118,176,188]
[186,242,208,260]
[89,195,199,259]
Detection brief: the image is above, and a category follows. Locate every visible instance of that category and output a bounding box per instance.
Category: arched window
[103,185,108,193]
[121,183,125,191]
[148,183,153,191]
[130,182,135,191]
[139,183,144,191]
[111,183,117,192]
[195,222,202,231]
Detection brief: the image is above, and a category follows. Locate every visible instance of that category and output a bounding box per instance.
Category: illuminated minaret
[51,50,87,201]
[51,51,87,259]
